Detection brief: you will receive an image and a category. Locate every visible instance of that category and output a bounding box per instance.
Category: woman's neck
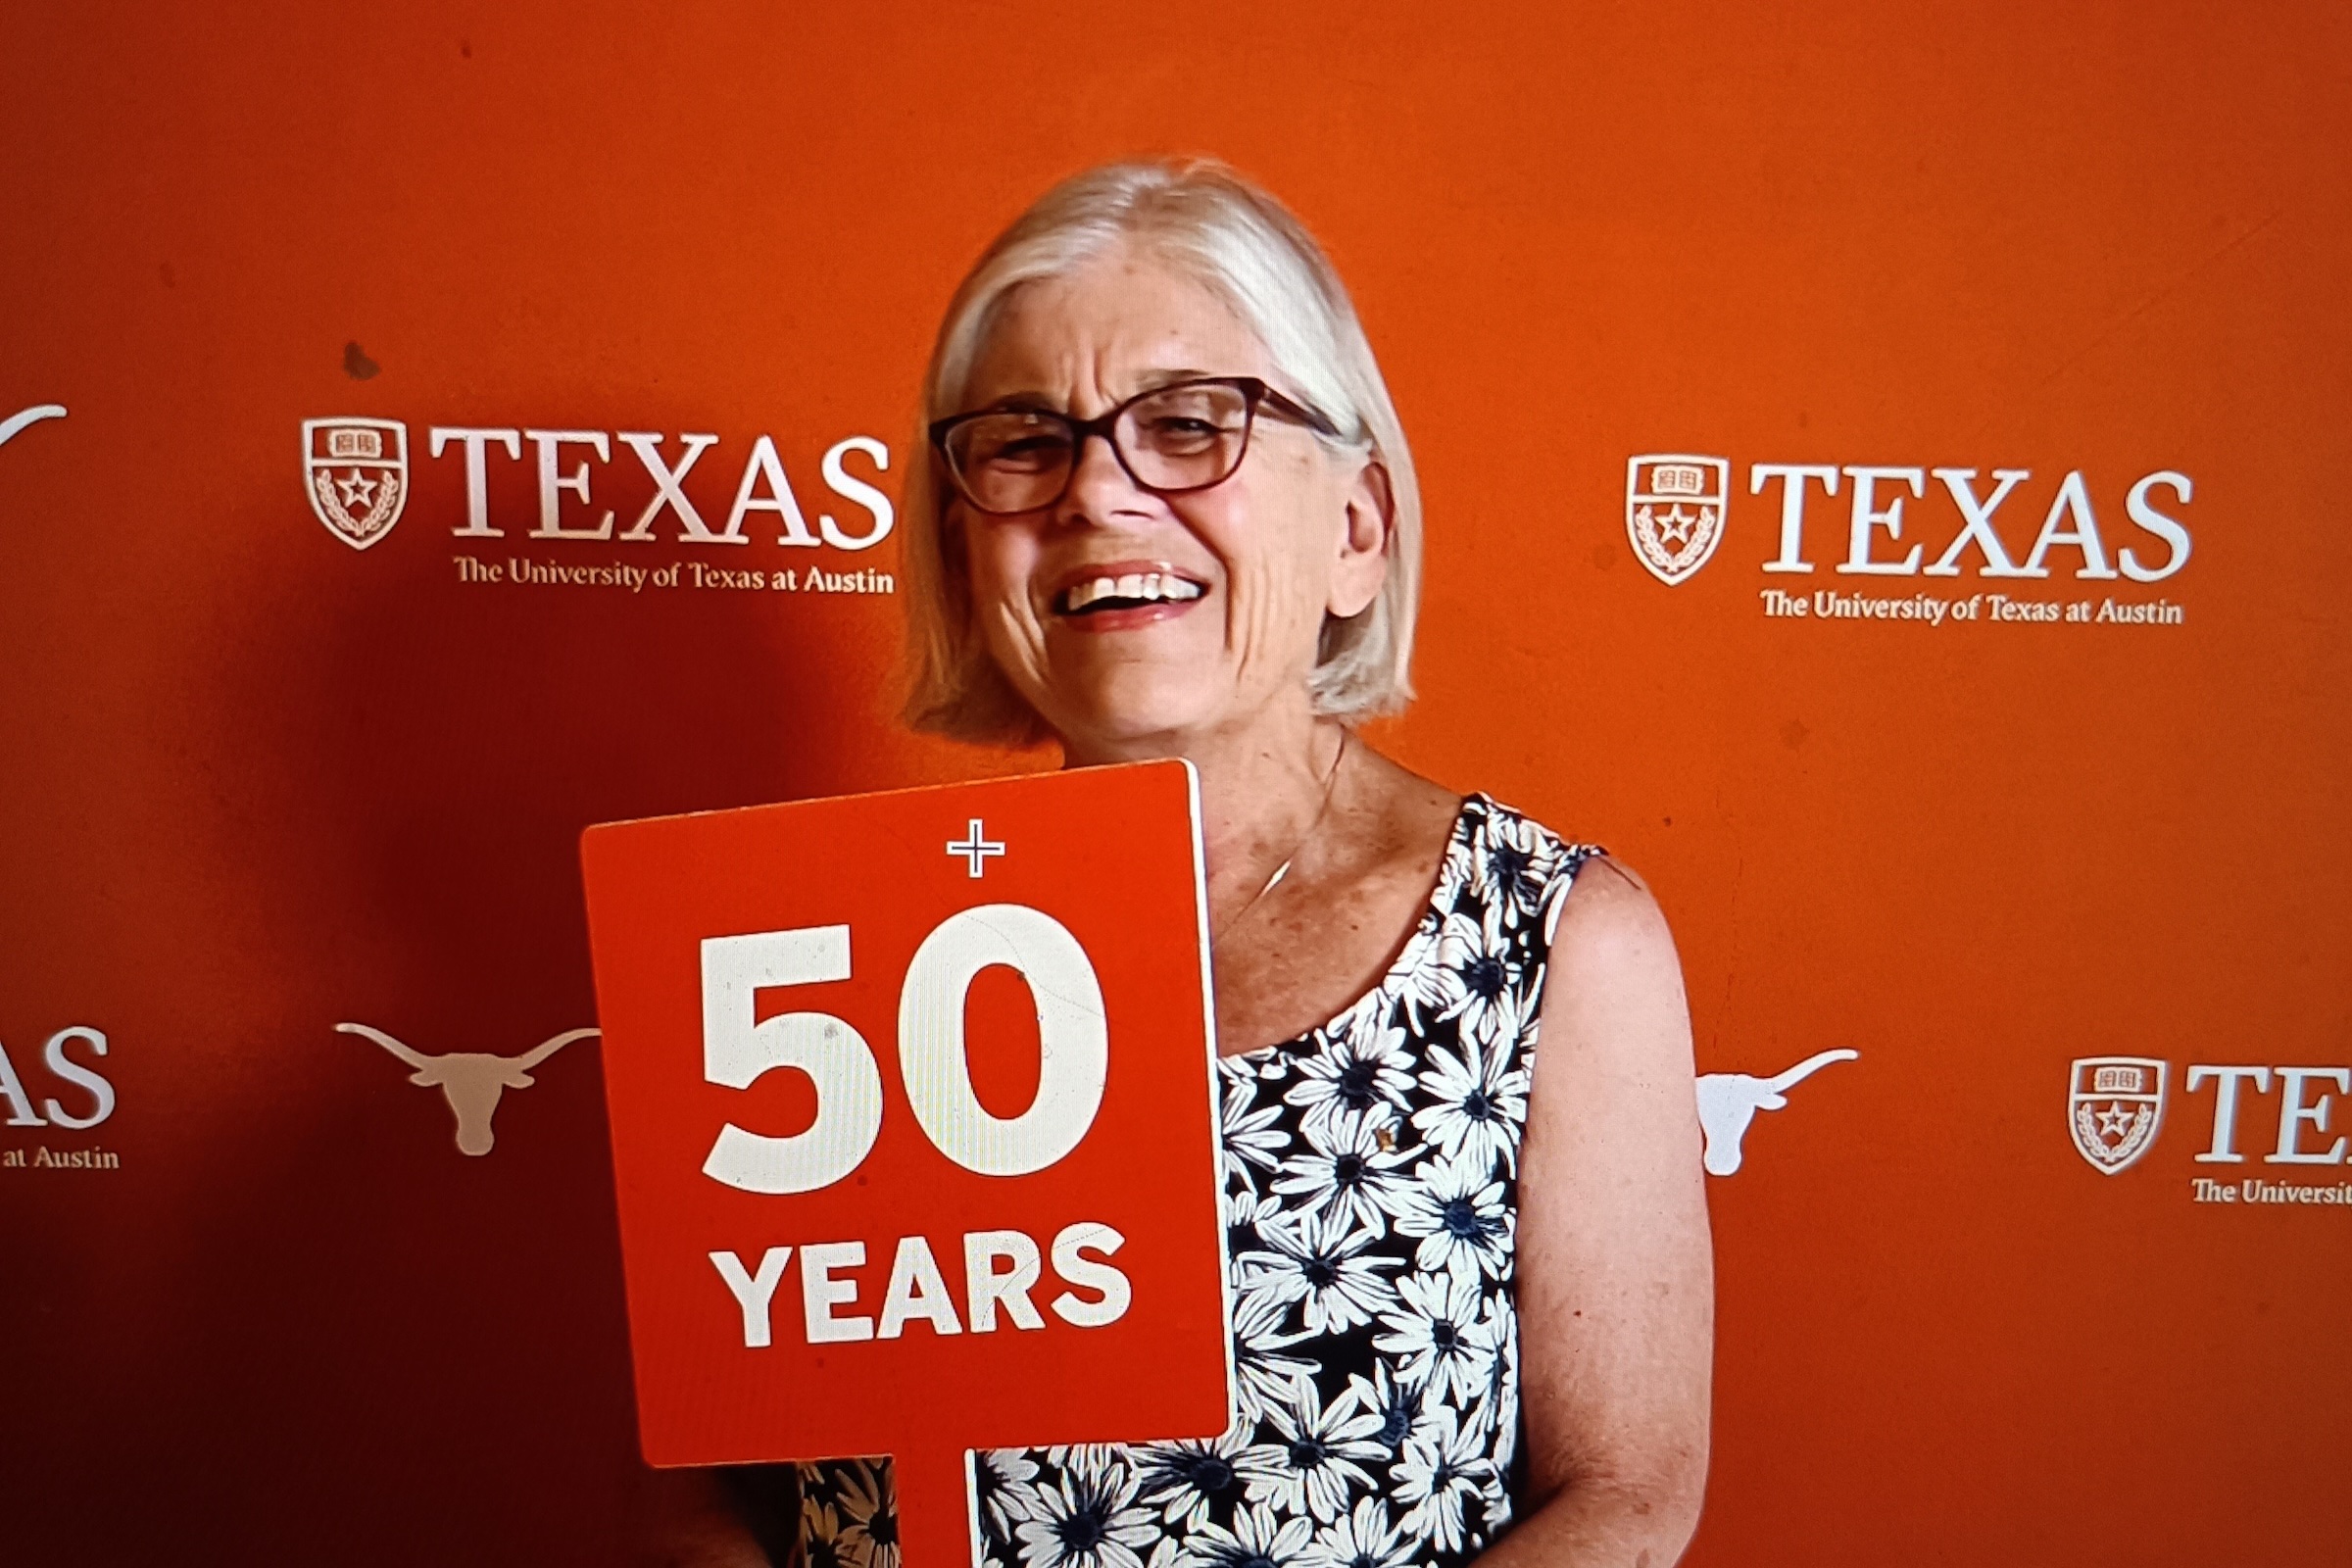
[1063,704,1351,933]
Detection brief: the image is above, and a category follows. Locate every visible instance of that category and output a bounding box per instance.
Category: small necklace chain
[1212,728,1349,948]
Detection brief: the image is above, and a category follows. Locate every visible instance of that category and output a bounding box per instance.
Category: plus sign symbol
[581,760,1227,1566]
[947,818,1005,878]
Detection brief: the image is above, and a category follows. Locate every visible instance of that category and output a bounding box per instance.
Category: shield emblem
[1626,454,1730,586]
[303,417,409,551]
[2068,1056,2167,1175]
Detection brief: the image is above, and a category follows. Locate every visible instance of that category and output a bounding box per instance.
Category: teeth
[1061,573,1205,612]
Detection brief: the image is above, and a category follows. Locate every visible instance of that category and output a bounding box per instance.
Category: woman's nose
[1054,426,1153,527]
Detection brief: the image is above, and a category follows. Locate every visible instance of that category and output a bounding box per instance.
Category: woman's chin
[1040,679,1232,757]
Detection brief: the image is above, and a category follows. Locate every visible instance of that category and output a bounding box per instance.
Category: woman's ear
[1327,456,1394,618]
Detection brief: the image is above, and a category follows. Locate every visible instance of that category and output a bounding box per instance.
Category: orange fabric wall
[3,2,2345,1561]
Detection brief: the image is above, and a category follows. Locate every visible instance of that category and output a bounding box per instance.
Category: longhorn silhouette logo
[339,1022,599,1155]
[1694,1049,1859,1176]
[0,404,68,450]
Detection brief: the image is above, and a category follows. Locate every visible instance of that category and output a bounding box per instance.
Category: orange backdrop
[3,1,2347,1562]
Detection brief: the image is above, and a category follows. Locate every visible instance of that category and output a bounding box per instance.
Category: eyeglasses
[929,375,1345,516]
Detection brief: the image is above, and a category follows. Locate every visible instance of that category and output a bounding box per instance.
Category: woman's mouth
[1051,564,1208,623]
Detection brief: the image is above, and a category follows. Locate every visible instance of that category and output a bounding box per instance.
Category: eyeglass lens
[944,381,1256,514]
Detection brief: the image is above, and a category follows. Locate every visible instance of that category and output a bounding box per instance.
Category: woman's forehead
[963,250,1270,406]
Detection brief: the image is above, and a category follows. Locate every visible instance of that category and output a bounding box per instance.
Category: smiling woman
[899,167,1419,760]
[649,159,1713,1568]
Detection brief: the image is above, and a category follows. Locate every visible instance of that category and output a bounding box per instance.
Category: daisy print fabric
[797,796,1596,1568]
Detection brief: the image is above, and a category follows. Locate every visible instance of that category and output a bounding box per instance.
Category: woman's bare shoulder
[1540,852,1694,1083]
[1556,853,1673,946]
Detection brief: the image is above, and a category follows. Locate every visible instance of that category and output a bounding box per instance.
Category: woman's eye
[981,434,1071,466]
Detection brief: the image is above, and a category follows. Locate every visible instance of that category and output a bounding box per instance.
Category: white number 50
[699,905,1109,1194]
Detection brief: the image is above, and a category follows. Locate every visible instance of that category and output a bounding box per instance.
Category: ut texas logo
[2067,1056,2166,1175]
[1694,1049,1859,1175]
[1626,454,1731,586]
[303,418,409,550]
[0,404,68,451]
[339,1021,597,1155]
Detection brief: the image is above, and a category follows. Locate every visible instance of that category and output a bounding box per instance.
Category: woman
[659,158,1712,1568]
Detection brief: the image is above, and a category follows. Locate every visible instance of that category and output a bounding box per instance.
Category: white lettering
[800,1240,874,1344]
[0,1040,45,1126]
[877,1235,964,1339]
[1750,464,1838,574]
[2187,1064,2273,1163]
[616,432,720,542]
[524,429,615,540]
[723,434,818,548]
[1837,466,1927,575]
[699,926,884,1195]
[2019,469,2119,579]
[38,1027,114,1129]
[964,1229,1045,1333]
[1049,1222,1132,1328]
[818,436,895,551]
[2120,470,2193,582]
[2268,1068,2351,1165]
[429,426,522,537]
[1926,467,2033,576]
[898,905,1107,1178]
[710,1246,792,1348]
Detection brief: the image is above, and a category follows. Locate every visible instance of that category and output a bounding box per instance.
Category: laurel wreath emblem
[2074,1099,2155,1170]
[314,467,402,540]
[1631,502,1719,575]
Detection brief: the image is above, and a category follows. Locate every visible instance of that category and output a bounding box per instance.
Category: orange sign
[581,760,1230,1563]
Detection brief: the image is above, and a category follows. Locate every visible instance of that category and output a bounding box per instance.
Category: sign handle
[891,1446,977,1567]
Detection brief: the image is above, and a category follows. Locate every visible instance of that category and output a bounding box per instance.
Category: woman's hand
[1487,858,1714,1566]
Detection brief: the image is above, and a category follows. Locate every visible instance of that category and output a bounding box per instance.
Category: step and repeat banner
[3,2,2345,1563]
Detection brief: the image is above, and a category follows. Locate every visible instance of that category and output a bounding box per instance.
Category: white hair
[901,158,1423,745]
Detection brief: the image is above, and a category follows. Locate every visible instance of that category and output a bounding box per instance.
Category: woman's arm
[1479,857,1714,1567]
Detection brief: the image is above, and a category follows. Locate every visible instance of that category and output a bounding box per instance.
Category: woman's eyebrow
[970,369,1221,416]
[1136,368,1213,387]
[973,391,1063,414]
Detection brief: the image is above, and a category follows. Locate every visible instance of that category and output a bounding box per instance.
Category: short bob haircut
[901,158,1423,746]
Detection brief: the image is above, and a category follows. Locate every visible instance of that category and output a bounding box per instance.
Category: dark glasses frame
[928,375,1346,516]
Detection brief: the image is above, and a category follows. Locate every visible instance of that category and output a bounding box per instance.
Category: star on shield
[335,468,380,509]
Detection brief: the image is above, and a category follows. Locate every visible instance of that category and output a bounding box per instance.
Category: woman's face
[951,247,1388,756]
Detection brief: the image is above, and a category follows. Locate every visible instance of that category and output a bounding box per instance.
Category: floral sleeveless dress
[794,795,1596,1568]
